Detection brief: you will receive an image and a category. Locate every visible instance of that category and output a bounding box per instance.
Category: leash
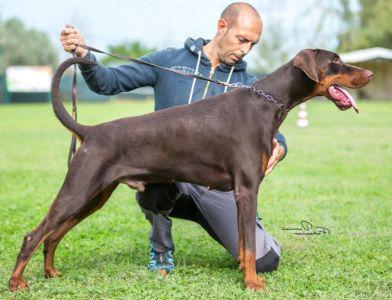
[67,51,78,167]
[77,44,288,111]
[66,44,288,165]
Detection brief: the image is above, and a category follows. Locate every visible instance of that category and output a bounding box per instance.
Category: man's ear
[217,19,228,35]
[293,49,319,83]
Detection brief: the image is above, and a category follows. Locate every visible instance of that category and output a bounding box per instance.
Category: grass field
[0,99,391,299]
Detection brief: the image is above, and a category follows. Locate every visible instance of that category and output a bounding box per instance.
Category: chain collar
[227,83,288,112]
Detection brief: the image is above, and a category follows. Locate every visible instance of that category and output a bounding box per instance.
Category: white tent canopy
[340,47,392,63]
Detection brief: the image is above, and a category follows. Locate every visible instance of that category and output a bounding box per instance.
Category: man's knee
[255,248,280,273]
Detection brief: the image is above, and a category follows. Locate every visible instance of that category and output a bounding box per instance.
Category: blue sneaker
[148,244,174,274]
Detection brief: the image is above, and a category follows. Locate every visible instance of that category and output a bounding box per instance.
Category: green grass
[0,99,391,299]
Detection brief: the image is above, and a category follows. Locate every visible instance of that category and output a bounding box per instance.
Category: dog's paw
[8,277,29,292]
[244,275,266,291]
[44,268,62,279]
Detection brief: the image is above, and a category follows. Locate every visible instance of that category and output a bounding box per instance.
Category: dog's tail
[51,57,97,140]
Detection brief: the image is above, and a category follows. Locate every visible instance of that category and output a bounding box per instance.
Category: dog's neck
[253,60,317,112]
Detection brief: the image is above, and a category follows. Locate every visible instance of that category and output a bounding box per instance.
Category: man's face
[217,14,262,65]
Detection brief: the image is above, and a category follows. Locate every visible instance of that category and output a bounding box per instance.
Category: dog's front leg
[235,186,266,291]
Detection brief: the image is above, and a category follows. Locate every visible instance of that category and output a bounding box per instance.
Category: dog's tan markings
[243,249,266,291]
[9,230,55,291]
[10,262,28,282]
[306,74,338,98]
[310,68,370,99]
[8,273,29,291]
[238,234,245,270]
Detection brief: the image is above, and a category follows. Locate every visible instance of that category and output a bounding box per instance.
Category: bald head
[221,2,262,28]
[205,2,263,66]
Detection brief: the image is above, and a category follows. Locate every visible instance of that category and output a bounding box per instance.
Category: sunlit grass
[0,99,391,299]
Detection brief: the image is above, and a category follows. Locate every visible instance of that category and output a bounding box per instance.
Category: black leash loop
[67,50,78,167]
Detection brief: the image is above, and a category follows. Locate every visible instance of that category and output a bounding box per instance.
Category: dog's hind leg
[8,218,52,291]
[43,182,118,279]
[8,151,118,292]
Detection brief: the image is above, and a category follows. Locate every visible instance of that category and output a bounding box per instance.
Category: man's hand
[60,24,87,57]
[265,139,285,176]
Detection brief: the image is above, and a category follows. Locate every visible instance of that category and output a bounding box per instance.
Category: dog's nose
[365,70,373,79]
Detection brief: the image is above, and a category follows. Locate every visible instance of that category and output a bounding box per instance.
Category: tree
[338,0,392,51]
[100,41,156,66]
[0,18,58,72]
[251,1,290,74]
[252,23,290,74]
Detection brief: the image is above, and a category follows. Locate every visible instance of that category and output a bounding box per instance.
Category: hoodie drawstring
[188,51,202,104]
[189,52,236,102]
[201,66,216,99]
[224,66,234,93]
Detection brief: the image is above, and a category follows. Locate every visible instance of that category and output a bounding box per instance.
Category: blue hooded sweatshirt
[79,37,287,155]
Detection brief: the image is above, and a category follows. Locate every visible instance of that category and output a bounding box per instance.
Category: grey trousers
[136,182,281,273]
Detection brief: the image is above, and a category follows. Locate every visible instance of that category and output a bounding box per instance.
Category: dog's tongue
[328,85,359,113]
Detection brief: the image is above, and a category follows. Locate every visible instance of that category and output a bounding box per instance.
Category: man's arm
[78,51,158,95]
[60,24,159,95]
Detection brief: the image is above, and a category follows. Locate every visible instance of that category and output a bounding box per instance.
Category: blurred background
[0,0,391,103]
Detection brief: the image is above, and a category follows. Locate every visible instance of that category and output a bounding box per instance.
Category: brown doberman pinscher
[9,49,372,292]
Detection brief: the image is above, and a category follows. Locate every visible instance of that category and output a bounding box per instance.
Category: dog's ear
[293,49,319,83]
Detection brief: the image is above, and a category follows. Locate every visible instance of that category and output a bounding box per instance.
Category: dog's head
[293,49,373,113]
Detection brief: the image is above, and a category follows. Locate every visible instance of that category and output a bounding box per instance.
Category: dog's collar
[228,83,288,112]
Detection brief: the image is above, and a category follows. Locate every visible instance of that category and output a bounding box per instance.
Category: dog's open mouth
[328,85,359,113]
